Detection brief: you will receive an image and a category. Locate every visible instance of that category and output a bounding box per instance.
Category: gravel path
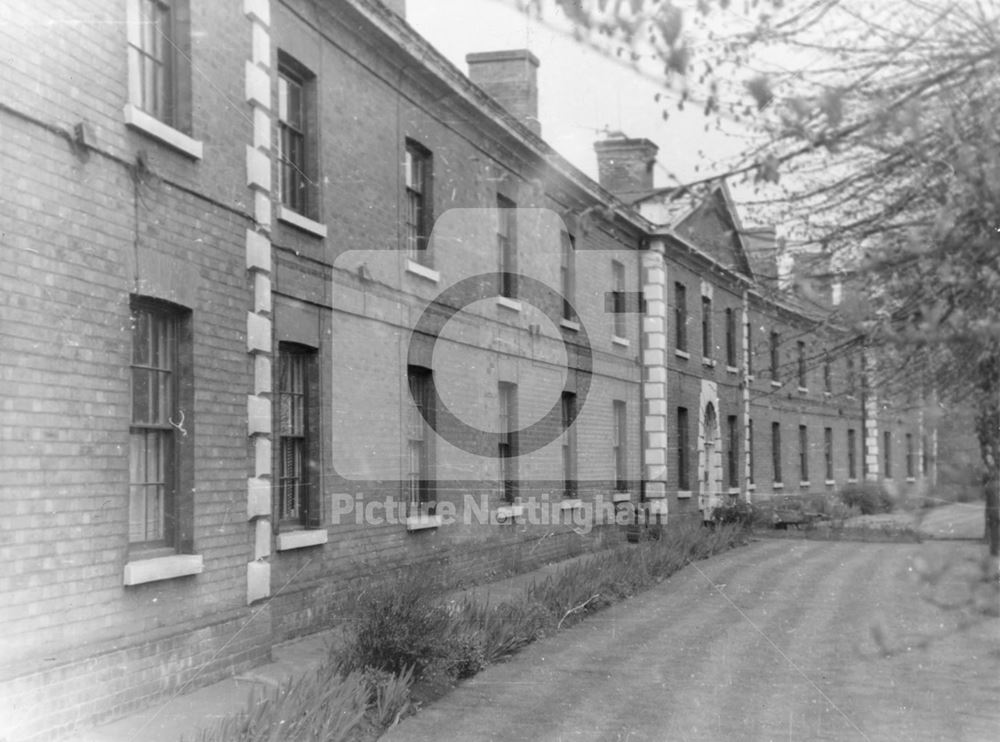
[382,538,1000,742]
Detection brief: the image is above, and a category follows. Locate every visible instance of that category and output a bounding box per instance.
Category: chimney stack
[593,133,658,198]
[382,0,406,18]
[744,227,779,285]
[466,50,541,135]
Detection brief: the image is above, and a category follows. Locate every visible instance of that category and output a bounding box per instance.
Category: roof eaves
[346,0,654,234]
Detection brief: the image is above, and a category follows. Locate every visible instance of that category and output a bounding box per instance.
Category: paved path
[383,539,1000,742]
[844,501,986,540]
[915,502,986,539]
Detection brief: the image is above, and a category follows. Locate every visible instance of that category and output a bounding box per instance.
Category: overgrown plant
[338,570,454,678]
[368,665,414,729]
[839,482,894,515]
[710,499,774,530]
[340,521,745,684]
[189,664,368,742]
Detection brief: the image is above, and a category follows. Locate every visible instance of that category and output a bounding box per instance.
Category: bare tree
[509,0,1000,563]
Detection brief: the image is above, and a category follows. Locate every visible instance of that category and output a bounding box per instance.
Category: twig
[557,594,601,629]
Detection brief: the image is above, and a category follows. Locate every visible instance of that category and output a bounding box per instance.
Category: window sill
[677,490,693,499]
[747,483,756,491]
[674,349,690,360]
[702,358,716,368]
[123,554,203,586]
[727,487,740,495]
[559,319,581,333]
[824,479,836,486]
[847,478,858,484]
[560,498,583,510]
[611,491,632,503]
[405,259,440,283]
[495,504,524,522]
[773,482,784,490]
[612,335,630,348]
[726,365,739,374]
[405,514,443,531]
[747,374,755,383]
[823,391,833,398]
[770,380,782,388]
[278,206,328,238]
[798,387,808,394]
[496,296,522,312]
[123,104,203,160]
[799,481,811,488]
[906,477,916,483]
[276,528,328,551]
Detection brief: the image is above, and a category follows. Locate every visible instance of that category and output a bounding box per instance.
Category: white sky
[406,0,755,189]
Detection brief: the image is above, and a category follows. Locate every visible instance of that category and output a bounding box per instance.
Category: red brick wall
[0,3,262,739]
[263,2,644,643]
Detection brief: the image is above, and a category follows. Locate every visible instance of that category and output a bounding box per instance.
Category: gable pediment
[674,189,753,278]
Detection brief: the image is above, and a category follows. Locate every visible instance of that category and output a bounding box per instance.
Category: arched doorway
[699,401,724,520]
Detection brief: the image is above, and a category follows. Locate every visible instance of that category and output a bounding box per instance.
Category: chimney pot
[467,49,541,135]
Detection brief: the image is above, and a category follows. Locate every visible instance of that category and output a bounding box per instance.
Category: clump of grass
[367,665,414,729]
[456,595,552,664]
[190,663,368,742]
[338,570,453,678]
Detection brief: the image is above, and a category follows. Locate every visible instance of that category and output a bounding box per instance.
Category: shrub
[441,628,488,680]
[788,494,860,523]
[710,500,769,529]
[340,571,453,678]
[711,499,750,527]
[955,486,983,504]
[825,499,862,524]
[839,482,893,515]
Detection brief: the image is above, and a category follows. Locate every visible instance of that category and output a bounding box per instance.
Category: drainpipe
[741,288,751,504]
[860,354,868,480]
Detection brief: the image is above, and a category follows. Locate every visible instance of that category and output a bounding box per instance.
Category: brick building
[0,1,930,739]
